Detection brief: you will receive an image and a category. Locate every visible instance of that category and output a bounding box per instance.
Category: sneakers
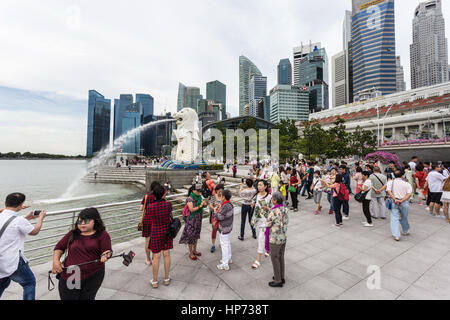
[371,216,378,220]
[343,216,350,220]
[394,237,400,241]
[329,210,334,215]
[217,264,230,271]
[363,223,374,227]
[210,246,216,253]
[220,259,232,265]
[401,232,410,236]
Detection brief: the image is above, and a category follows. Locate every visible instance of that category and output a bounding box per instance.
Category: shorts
[313,190,323,204]
[429,192,443,205]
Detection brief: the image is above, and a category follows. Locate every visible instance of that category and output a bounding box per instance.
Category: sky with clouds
[0,0,449,155]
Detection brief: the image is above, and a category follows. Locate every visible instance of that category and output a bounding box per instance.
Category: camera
[33,210,42,216]
[122,251,135,266]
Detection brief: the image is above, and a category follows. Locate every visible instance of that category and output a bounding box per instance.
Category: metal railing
[25,183,243,265]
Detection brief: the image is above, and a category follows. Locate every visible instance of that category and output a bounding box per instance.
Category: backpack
[337,183,349,201]
[202,181,213,198]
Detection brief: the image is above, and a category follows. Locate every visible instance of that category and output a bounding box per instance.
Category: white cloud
[0,0,449,154]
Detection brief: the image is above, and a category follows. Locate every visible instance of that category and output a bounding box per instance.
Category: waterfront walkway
[3,194,450,300]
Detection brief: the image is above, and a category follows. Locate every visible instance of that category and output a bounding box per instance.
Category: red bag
[338,183,350,201]
[182,204,190,217]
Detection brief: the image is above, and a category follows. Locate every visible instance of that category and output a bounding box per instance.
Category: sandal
[150,279,159,288]
[189,255,198,261]
[264,253,270,258]
[164,278,171,286]
[251,261,261,269]
[194,252,202,257]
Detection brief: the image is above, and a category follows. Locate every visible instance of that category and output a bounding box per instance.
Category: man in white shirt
[386,170,412,241]
[408,156,418,173]
[0,193,46,300]
[426,164,447,217]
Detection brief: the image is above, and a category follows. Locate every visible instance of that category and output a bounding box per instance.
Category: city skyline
[1,0,450,155]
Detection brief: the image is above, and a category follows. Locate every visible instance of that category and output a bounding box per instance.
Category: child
[313,170,323,215]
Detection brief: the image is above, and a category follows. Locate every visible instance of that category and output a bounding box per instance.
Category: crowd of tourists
[1,156,449,300]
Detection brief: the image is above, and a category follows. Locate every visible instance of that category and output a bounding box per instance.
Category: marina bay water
[0,160,145,212]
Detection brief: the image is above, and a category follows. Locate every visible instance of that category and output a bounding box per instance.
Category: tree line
[0,152,86,159]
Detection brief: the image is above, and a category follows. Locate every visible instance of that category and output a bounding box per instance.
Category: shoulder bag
[138,195,148,231]
[0,215,18,240]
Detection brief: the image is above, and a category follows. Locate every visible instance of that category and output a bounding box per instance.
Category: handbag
[166,210,181,239]
[354,190,368,203]
[137,195,148,231]
[441,191,450,202]
[288,186,297,193]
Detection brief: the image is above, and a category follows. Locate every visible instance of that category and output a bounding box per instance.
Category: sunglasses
[76,218,93,225]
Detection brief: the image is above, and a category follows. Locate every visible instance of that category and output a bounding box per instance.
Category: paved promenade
[3,194,450,300]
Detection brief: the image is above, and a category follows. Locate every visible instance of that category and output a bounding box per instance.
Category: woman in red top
[139,181,160,265]
[52,208,112,300]
[414,164,427,205]
[289,168,300,212]
[146,184,173,288]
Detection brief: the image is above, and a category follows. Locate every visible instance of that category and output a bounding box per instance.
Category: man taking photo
[0,193,47,300]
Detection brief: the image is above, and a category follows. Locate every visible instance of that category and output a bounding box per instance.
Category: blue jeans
[327,192,334,211]
[0,257,36,300]
[390,201,410,238]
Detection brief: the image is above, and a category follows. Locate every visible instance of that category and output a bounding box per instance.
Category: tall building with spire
[239,55,262,116]
[410,0,448,89]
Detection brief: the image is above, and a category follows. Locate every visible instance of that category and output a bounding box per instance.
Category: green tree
[325,118,350,159]
[348,126,377,158]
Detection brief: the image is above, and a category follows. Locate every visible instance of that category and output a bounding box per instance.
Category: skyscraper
[298,46,329,112]
[206,80,227,120]
[249,75,267,118]
[332,51,348,107]
[410,0,448,89]
[293,42,321,86]
[270,85,310,123]
[239,55,262,116]
[86,90,111,157]
[136,94,155,156]
[396,56,406,92]
[343,10,352,51]
[119,102,141,154]
[278,59,292,85]
[177,83,202,112]
[114,94,133,140]
[351,0,396,98]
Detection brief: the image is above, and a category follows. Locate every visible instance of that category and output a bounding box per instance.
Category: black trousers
[333,198,349,224]
[58,268,105,300]
[240,204,256,238]
[305,181,313,197]
[290,191,298,209]
[362,199,372,224]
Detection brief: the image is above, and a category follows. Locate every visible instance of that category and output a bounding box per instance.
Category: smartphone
[33,210,42,216]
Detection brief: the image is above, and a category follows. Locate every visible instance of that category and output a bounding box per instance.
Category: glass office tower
[298,47,329,112]
[136,94,155,156]
[278,59,292,85]
[351,0,396,98]
[86,90,111,157]
[239,55,262,116]
[114,94,133,140]
[119,102,141,154]
[249,75,267,118]
[206,80,227,120]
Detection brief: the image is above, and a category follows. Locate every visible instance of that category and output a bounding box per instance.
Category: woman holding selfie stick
[52,208,112,300]
[179,184,208,261]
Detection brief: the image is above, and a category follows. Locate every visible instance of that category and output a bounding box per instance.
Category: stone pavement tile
[352,252,391,268]
[189,265,221,288]
[412,273,450,298]
[175,255,206,269]
[35,277,55,300]
[295,257,333,275]
[320,268,362,290]
[384,255,434,275]
[177,283,218,300]
[336,280,397,300]
[399,284,443,300]
[278,285,322,300]
[170,265,200,282]
[397,249,443,265]
[311,251,348,266]
[337,259,370,279]
[38,288,61,300]
[296,276,346,300]
[233,278,289,300]
[3,281,21,295]
[282,264,315,286]
[380,264,422,284]
[284,247,310,265]
[1,292,22,300]
[307,237,336,250]
[110,291,145,300]
[218,267,257,291]
[146,279,188,300]
[120,274,154,297]
[96,287,118,300]
[325,245,360,259]
[379,274,411,296]
[294,242,323,257]
[119,258,153,275]
[211,281,242,300]
[103,270,137,291]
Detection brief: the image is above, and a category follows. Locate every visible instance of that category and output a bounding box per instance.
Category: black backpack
[166,217,181,239]
[202,181,213,198]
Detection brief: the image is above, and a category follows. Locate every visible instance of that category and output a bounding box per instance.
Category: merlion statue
[173,108,200,163]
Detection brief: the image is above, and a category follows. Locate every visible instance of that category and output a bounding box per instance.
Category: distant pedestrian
[238,179,257,241]
[360,171,373,227]
[208,184,224,253]
[369,166,387,220]
[426,164,446,217]
[313,170,324,215]
[386,170,412,241]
